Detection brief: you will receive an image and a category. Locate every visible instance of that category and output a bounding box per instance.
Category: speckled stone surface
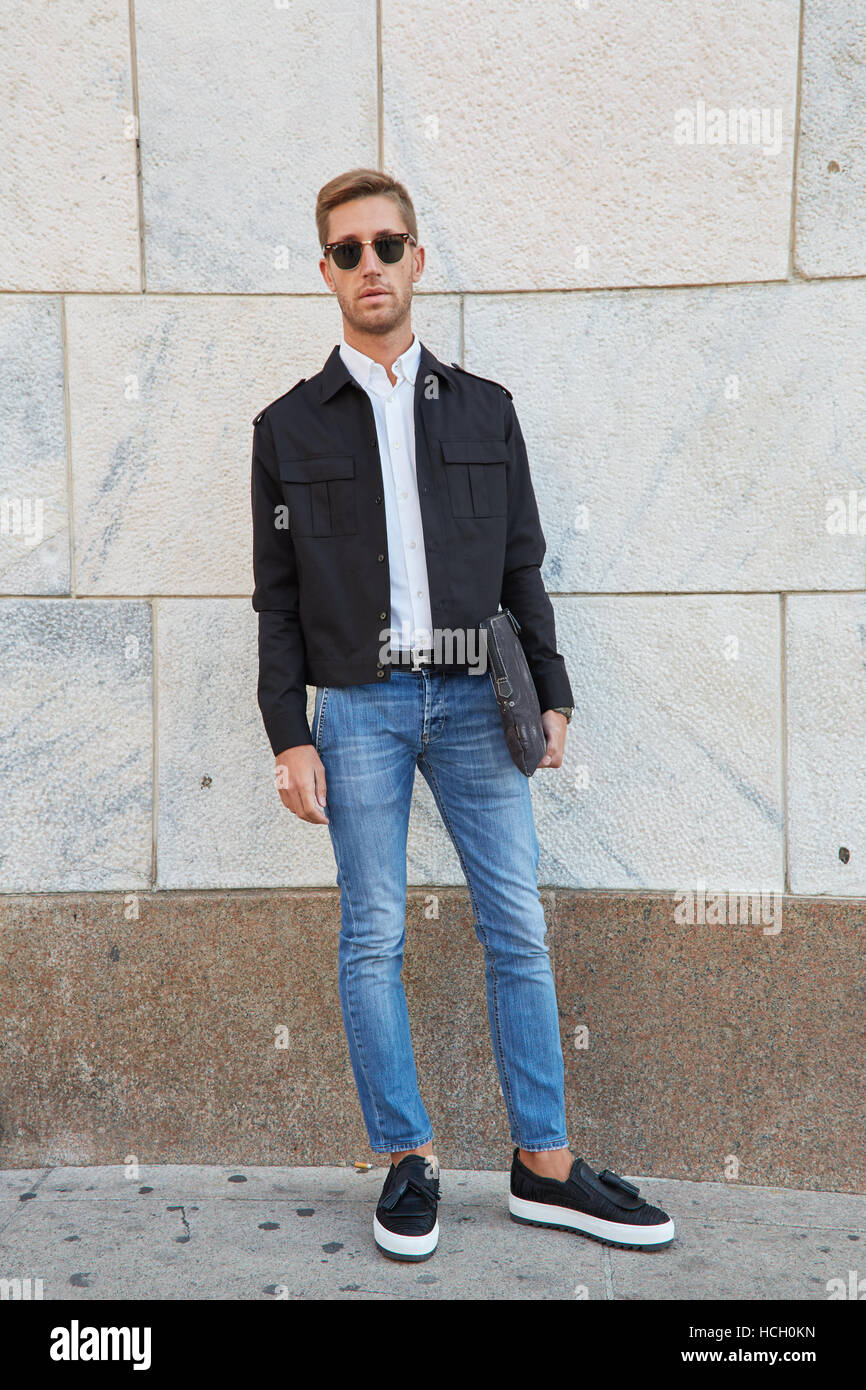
[383,0,798,289]
[0,297,69,594]
[0,600,153,892]
[467,281,866,595]
[155,598,341,890]
[0,0,139,290]
[0,890,366,1168]
[554,890,866,1193]
[795,0,866,277]
[786,594,866,895]
[134,0,377,291]
[0,888,862,1191]
[3,1163,864,1300]
[537,595,783,891]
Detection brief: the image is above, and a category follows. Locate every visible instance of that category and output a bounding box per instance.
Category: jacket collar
[319,339,456,403]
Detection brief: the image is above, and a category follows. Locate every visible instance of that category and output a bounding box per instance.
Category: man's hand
[537,709,568,769]
[274,745,329,823]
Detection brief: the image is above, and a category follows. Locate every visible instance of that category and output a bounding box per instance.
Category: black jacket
[250,339,574,756]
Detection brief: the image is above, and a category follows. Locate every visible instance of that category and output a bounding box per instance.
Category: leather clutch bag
[479,608,547,777]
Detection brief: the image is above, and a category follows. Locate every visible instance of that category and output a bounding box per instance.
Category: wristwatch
[552,706,573,724]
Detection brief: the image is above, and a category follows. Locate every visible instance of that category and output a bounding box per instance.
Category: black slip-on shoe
[509,1149,675,1250]
[373,1154,441,1262]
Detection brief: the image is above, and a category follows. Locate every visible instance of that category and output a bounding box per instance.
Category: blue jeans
[312,666,568,1155]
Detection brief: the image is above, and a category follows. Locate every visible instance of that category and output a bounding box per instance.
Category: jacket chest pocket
[440,440,508,517]
[278,455,357,536]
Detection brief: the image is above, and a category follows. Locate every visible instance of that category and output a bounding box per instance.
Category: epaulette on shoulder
[252,377,307,427]
[450,362,513,400]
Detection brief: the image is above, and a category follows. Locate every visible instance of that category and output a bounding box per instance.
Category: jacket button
[375,495,382,504]
[377,553,384,562]
[376,669,385,678]
[379,611,387,620]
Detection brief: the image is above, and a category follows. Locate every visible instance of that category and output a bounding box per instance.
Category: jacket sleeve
[250,411,314,754]
[500,395,575,713]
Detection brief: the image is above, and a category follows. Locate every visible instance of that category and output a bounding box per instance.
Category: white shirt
[339,333,434,654]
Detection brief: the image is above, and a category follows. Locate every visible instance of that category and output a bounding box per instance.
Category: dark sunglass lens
[333,241,362,270]
[375,235,406,264]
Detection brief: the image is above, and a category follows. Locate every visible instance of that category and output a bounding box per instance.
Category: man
[250,168,674,1261]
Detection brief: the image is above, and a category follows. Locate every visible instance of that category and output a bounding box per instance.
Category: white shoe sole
[509,1192,675,1249]
[373,1213,440,1261]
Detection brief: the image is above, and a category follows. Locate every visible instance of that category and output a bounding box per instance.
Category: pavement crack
[0,1167,56,1236]
[167,1204,192,1242]
[603,1245,615,1300]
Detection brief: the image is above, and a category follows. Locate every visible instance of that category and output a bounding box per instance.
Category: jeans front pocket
[314,685,330,753]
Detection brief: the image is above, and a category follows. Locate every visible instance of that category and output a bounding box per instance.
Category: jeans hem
[513,1138,570,1153]
[370,1134,435,1155]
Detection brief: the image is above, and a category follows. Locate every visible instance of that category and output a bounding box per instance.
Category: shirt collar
[319,339,456,404]
[339,332,421,391]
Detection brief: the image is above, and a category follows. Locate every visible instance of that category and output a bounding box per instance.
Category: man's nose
[359,241,381,273]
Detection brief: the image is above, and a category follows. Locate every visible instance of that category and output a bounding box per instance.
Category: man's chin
[345,302,407,334]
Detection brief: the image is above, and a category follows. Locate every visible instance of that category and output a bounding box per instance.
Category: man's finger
[298,780,329,824]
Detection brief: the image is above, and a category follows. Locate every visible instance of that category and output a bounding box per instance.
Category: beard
[336,277,414,336]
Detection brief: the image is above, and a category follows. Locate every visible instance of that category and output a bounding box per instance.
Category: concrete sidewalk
[2,1164,864,1300]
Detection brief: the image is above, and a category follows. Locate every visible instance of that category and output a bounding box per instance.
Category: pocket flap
[279,455,355,482]
[441,440,508,464]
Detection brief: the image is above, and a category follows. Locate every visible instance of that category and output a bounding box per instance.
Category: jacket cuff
[262,701,314,757]
[530,658,575,714]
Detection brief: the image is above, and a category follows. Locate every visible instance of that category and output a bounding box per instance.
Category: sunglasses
[322,232,416,271]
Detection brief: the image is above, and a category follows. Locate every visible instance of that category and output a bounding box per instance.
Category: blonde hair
[316,167,418,250]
